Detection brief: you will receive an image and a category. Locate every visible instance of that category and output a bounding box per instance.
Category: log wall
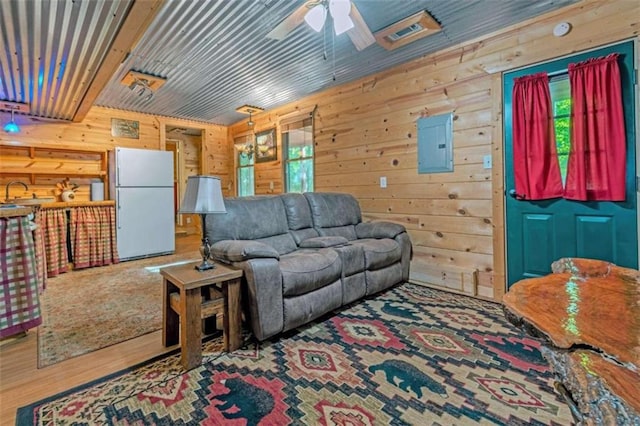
[229,0,639,300]
[0,106,229,203]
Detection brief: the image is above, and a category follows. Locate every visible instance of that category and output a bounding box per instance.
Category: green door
[504,41,637,287]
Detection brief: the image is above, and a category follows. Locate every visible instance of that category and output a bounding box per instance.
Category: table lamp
[179,175,226,271]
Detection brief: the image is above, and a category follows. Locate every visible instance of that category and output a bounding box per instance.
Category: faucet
[5,181,29,201]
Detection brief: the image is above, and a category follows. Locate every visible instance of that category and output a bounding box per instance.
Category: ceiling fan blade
[266,3,310,41]
[347,3,375,51]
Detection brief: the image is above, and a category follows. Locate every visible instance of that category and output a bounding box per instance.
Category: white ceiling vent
[386,23,424,42]
[375,11,441,50]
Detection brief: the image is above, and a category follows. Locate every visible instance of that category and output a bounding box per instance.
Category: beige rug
[37,252,198,368]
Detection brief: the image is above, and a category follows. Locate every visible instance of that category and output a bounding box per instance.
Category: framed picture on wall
[111,118,140,139]
[255,128,277,163]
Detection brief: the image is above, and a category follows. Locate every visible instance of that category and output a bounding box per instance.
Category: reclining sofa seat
[205,192,411,342]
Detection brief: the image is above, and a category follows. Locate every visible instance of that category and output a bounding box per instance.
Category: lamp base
[196,231,215,271]
[195,260,215,271]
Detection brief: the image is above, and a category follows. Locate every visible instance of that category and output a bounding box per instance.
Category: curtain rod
[548,69,568,78]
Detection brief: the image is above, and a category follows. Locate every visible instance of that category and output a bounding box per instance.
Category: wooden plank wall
[229,0,639,301]
[0,106,229,203]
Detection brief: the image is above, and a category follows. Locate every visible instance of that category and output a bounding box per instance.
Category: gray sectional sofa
[205,192,412,341]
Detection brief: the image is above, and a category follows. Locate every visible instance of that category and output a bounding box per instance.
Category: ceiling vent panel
[375,10,441,50]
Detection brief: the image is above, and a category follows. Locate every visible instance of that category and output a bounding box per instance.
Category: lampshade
[179,175,226,214]
[304,4,327,32]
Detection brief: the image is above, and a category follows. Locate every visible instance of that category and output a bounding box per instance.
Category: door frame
[166,138,184,226]
[159,120,206,229]
[499,38,639,292]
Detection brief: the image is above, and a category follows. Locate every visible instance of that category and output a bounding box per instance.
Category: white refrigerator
[110,147,175,261]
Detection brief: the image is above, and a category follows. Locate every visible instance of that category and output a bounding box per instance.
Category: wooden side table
[160,261,243,370]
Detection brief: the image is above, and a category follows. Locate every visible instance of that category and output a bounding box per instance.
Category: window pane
[286,127,313,160]
[238,167,254,197]
[238,151,253,166]
[283,118,314,193]
[286,158,314,193]
[550,76,571,183]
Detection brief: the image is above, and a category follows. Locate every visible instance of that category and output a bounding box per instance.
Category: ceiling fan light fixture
[3,110,19,133]
[304,4,327,32]
[329,0,350,18]
[328,0,353,35]
[333,14,354,35]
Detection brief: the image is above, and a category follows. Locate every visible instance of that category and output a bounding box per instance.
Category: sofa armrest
[211,240,280,263]
[299,236,349,248]
[355,222,406,239]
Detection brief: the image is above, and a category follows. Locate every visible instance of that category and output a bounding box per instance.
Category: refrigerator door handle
[116,189,121,229]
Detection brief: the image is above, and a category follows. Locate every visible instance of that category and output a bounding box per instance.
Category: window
[549,75,571,183]
[234,135,254,196]
[283,117,314,193]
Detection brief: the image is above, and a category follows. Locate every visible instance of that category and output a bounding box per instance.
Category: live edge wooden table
[160,261,243,370]
[503,258,640,425]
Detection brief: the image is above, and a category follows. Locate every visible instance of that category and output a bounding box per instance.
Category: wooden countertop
[39,200,115,209]
[0,207,33,218]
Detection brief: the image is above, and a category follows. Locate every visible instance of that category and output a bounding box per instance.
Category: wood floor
[0,233,201,425]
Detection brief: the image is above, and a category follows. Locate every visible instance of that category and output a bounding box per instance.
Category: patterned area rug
[22,284,573,424]
[37,253,198,368]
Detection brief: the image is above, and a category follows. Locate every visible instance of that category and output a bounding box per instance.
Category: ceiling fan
[266,0,375,51]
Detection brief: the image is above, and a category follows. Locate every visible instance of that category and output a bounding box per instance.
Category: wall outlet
[380,176,387,188]
[269,181,274,190]
[186,217,191,224]
[483,155,492,169]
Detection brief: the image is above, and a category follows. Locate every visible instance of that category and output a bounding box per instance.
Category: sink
[9,197,56,205]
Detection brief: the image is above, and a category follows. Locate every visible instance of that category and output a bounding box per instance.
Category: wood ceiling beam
[72,0,165,123]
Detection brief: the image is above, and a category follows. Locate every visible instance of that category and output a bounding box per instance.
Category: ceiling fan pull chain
[332,25,336,81]
[323,17,328,61]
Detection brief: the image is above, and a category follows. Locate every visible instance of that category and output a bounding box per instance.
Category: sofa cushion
[281,193,313,230]
[299,236,349,248]
[317,225,358,241]
[211,240,279,262]
[351,238,402,270]
[280,249,342,297]
[207,196,290,241]
[304,192,362,228]
[289,228,319,246]
[206,196,297,255]
[356,221,406,239]
[256,234,298,256]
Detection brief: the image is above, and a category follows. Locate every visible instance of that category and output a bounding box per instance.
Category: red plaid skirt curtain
[70,205,119,269]
[36,208,69,277]
[0,216,42,337]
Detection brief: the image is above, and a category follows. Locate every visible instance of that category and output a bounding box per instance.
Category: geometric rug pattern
[18,283,573,425]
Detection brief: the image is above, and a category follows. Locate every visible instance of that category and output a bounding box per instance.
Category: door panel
[522,213,557,278]
[575,216,614,260]
[504,41,637,287]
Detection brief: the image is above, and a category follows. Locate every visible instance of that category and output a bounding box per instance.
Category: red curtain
[512,72,563,200]
[564,54,626,201]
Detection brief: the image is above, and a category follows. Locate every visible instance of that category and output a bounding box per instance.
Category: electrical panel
[417,113,453,173]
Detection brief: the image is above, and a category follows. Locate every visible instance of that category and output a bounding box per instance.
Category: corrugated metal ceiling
[0,0,135,120]
[1,0,577,126]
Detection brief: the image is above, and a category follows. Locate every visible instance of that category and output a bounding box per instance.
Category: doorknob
[508,189,526,200]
